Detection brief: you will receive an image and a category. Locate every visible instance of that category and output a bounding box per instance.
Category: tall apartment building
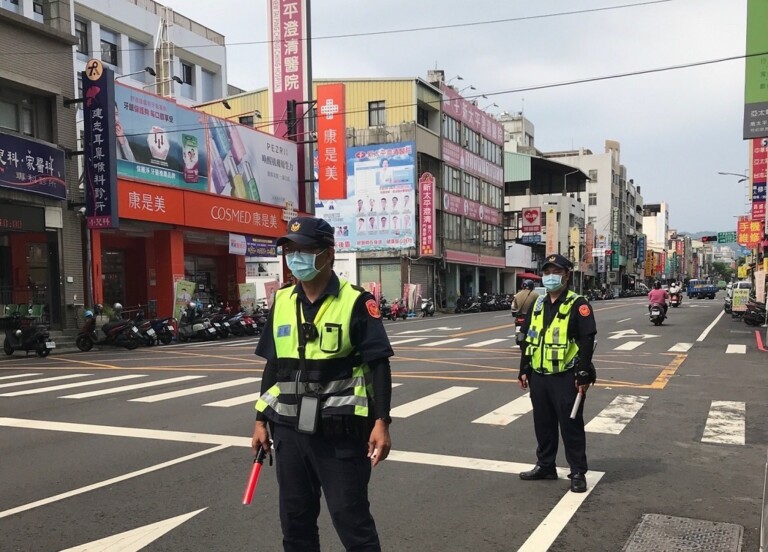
[545,141,645,290]
[0,0,80,328]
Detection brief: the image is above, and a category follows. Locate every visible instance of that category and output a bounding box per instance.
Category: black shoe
[569,473,587,493]
[519,465,558,480]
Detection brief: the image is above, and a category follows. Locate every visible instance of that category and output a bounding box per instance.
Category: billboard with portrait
[315,141,416,251]
[114,83,298,208]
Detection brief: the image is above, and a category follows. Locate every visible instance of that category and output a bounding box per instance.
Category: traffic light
[700,235,718,243]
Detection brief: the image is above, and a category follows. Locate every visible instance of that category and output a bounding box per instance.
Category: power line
[1,0,675,57]
[116,48,759,140]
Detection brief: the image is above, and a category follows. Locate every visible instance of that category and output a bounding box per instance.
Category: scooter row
[75,304,267,352]
[2,312,55,357]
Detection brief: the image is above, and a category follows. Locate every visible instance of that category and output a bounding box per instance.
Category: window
[588,216,597,226]
[443,213,461,241]
[0,90,51,141]
[463,128,480,154]
[442,115,461,144]
[75,19,89,55]
[443,165,461,195]
[0,100,18,131]
[33,1,42,13]
[200,69,215,102]
[417,106,429,128]
[100,28,118,66]
[181,62,194,85]
[588,169,598,182]
[368,100,385,127]
[463,218,480,243]
[482,224,502,247]
[588,193,597,206]
[463,173,480,201]
[239,115,254,127]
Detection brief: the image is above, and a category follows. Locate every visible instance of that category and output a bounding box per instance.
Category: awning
[516,272,541,280]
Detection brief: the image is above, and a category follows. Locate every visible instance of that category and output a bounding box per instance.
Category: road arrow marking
[608,329,659,340]
[59,509,206,551]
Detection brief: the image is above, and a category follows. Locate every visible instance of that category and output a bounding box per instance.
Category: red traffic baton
[242,447,268,505]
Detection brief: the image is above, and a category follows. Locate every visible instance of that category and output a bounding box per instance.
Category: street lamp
[459,85,476,94]
[142,75,183,90]
[481,102,499,110]
[447,75,463,85]
[717,171,748,183]
[115,66,156,80]
[563,169,580,196]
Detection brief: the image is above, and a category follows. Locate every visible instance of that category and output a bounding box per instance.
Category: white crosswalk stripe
[60,376,207,399]
[472,394,532,426]
[702,401,745,445]
[0,375,145,397]
[130,377,261,403]
[613,341,645,351]
[421,338,466,347]
[389,338,427,346]
[0,373,43,381]
[668,343,693,353]
[466,338,508,348]
[204,386,263,407]
[390,386,477,418]
[0,373,92,390]
[725,344,746,354]
[585,395,649,435]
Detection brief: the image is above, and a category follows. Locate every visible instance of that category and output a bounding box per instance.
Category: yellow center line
[52,356,120,370]
[649,354,686,389]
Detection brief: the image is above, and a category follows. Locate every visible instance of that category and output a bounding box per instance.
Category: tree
[711,261,734,281]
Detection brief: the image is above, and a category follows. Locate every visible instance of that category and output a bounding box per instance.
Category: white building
[643,202,670,249]
[72,0,228,106]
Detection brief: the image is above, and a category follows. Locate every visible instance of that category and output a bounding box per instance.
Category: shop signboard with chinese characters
[314,141,416,251]
[744,0,768,139]
[82,59,119,229]
[0,203,45,232]
[718,231,737,243]
[442,192,500,225]
[419,172,436,257]
[751,137,767,220]
[545,208,557,255]
[521,207,541,232]
[115,83,298,208]
[316,83,346,199]
[0,132,66,200]
[737,215,764,248]
[229,234,278,257]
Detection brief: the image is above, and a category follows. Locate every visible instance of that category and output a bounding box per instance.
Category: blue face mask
[286,250,326,281]
[542,274,563,292]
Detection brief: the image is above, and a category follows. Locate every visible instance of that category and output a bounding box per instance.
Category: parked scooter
[388,299,408,321]
[76,309,141,351]
[176,302,218,342]
[2,312,55,357]
[648,302,666,326]
[420,297,435,317]
[743,300,767,326]
[379,297,392,320]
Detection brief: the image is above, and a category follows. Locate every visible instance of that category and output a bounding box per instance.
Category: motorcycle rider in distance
[668,281,681,295]
[648,281,669,315]
[512,280,539,316]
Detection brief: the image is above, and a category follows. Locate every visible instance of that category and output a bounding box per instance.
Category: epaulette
[350,284,367,293]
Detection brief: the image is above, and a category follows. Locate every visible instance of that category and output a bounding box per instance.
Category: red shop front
[88,180,299,317]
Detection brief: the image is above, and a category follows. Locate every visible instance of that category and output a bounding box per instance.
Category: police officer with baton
[517,254,597,493]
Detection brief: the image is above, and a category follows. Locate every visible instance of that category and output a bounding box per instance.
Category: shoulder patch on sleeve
[365,298,381,319]
[579,304,591,317]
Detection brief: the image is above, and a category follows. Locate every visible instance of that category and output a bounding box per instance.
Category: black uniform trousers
[528,369,588,474]
[272,421,381,552]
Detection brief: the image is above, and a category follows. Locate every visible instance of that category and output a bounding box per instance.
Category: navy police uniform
[518,254,597,491]
[254,216,393,552]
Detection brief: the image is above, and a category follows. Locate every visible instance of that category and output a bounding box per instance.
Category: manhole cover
[622,514,743,552]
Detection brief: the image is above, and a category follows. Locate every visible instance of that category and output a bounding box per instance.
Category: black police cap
[277,216,335,248]
[542,253,574,271]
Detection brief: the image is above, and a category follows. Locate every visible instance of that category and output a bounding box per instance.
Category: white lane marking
[421,338,465,347]
[204,386,264,408]
[0,416,603,552]
[585,395,649,434]
[613,341,644,351]
[222,339,259,347]
[697,310,725,341]
[0,375,144,397]
[397,327,461,334]
[702,401,745,445]
[0,443,224,520]
[617,318,632,323]
[390,386,477,418]
[668,343,693,353]
[0,373,91,390]
[60,376,207,399]
[59,509,207,552]
[391,383,402,388]
[0,373,42,381]
[726,344,746,354]
[389,337,428,345]
[130,377,261,403]
[472,394,532,426]
[466,338,508,348]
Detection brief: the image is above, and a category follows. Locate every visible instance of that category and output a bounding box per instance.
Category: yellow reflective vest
[255,278,372,425]
[524,290,581,374]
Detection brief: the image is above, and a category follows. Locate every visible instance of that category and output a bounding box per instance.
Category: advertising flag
[316,83,347,199]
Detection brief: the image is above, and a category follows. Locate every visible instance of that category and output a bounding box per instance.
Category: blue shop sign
[0,132,66,200]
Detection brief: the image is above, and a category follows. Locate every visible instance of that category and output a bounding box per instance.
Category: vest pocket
[544,344,568,361]
[320,323,342,353]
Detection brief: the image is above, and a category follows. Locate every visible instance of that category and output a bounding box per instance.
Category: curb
[756,330,768,353]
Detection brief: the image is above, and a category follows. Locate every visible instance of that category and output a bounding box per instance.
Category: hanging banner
[229,233,247,255]
[584,223,595,270]
[173,279,196,321]
[316,83,347,199]
[569,226,581,267]
[238,283,258,309]
[82,59,119,229]
[419,172,436,257]
[545,207,557,255]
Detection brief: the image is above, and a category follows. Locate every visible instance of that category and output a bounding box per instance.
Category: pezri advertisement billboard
[315,141,416,251]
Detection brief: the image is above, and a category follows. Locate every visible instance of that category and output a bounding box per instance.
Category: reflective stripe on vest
[525,290,581,374]
[255,278,371,424]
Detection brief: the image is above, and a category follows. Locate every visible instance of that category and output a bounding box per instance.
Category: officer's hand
[368,420,391,467]
[251,421,271,456]
[576,383,590,396]
[518,374,528,390]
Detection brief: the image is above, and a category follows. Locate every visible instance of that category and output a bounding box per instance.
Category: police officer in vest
[517,254,597,493]
[251,216,393,552]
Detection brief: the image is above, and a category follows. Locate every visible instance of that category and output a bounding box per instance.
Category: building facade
[201,72,506,309]
[0,0,80,328]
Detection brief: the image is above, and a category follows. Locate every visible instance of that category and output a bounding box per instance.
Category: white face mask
[542,274,563,291]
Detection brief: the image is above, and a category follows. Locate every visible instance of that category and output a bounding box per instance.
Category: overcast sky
[164,0,749,234]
